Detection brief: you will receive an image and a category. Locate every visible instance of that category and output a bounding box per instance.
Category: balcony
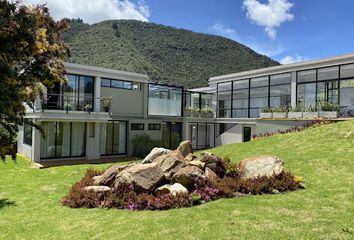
[34,94,112,113]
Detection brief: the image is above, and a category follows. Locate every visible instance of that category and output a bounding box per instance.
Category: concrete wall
[17,125,32,160]
[255,120,309,135]
[215,123,256,146]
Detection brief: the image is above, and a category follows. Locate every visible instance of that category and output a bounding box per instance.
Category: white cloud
[210,23,284,57]
[279,55,306,64]
[22,0,150,24]
[243,0,294,39]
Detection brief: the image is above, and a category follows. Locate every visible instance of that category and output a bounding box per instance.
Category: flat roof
[210,52,354,83]
[64,62,150,83]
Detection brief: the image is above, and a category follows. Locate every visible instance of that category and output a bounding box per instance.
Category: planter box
[260,113,273,118]
[319,111,338,119]
[192,112,200,118]
[302,112,319,119]
[288,112,303,119]
[273,112,288,119]
[185,111,192,117]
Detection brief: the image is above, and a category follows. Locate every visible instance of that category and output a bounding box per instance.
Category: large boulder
[155,183,189,196]
[114,163,165,192]
[188,160,205,169]
[184,153,197,162]
[199,152,227,178]
[172,165,205,190]
[94,164,132,186]
[142,147,171,164]
[238,156,284,179]
[177,140,193,157]
[153,150,186,179]
[205,167,221,187]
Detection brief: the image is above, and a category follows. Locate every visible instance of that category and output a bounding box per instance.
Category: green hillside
[62,20,279,88]
[1,120,353,239]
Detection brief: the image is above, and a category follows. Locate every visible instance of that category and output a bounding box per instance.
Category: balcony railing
[37,94,111,113]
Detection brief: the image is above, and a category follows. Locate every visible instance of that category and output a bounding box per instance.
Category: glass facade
[217,82,232,118]
[101,78,140,90]
[148,84,183,116]
[62,75,94,111]
[100,121,127,155]
[40,122,86,159]
[184,91,213,109]
[189,123,215,150]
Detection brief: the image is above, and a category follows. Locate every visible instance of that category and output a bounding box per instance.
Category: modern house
[18,53,354,165]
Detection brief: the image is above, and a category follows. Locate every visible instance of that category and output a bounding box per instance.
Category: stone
[238,156,284,179]
[189,160,205,169]
[153,150,186,179]
[94,164,132,186]
[299,182,306,189]
[142,147,171,164]
[155,183,189,196]
[184,153,197,162]
[172,165,205,190]
[114,163,165,192]
[272,189,280,194]
[83,186,111,192]
[177,140,193,157]
[205,167,220,186]
[199,152,227,177]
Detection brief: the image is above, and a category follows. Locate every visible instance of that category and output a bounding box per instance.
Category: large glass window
[250,76,268,118]
[318,66,339,81]
[340,80,354,116]
[340,64,354,79]
[148,84,183,116]
[317,81,339,108]
[100,121,127,155]
[217,82,232,118]
[297,83,316,108]
[232,79,249,118]
[189,123,215,150]
[101,78,140,91]
[298,69,316,83]
[40,122,86,159]
[270,73,291,107]
[23,121,32,146]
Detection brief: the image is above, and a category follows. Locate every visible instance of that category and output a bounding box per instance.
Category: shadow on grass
[0,199,16,209]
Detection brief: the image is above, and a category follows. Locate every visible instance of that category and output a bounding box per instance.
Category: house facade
[17,53,354,165]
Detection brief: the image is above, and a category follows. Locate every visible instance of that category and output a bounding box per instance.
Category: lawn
[1,120,353,240]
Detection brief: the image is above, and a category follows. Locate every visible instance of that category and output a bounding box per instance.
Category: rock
[299,182,306,189]
[114,163,165,192]
[238,156,284,179]
[83,186,111,192]
[172,165,205,190]
[272,189,280,194]
[189,160,205,169]
[94,164,131,186]
[177,140,193,157]
[153,150,186,179]
[205,167,220,186]
[184,153,197,162]
[155,183,189,196]
[199,152,227,178]
[142,147,171,164]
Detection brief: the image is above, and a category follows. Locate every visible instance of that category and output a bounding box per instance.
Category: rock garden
[62,140,305,210]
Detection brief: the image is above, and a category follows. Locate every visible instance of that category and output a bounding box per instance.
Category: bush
[132,134,162,158]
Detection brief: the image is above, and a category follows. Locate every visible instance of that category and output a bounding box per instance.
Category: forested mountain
[62,20,279,88]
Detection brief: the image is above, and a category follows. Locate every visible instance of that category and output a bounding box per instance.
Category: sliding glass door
[40,122,86,159]
[100,121,127,155]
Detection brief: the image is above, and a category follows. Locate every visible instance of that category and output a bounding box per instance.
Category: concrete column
[291,71,297,108]
[32,120,41,163]
[94,76,101,112]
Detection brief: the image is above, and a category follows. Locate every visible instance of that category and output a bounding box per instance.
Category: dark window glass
[101,79,111,87]
[131,123,144,130]
[111,80,124,88]
[148,123,161,130]
[23,121,32,146]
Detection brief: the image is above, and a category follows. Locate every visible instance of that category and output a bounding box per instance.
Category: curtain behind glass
[100,123,107,155]
[71,122,85,156]
[119,122,126,154]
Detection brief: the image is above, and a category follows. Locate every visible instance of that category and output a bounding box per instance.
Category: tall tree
[0,1,69,159]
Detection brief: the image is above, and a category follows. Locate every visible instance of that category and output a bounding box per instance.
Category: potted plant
[288,104,303,119]
[260,106,273,118]
[273,106,288,118]
[201,106,214,118]
[302,105,318,119]
[185,106,193,117]
[101,97,112,112]
[84,103,92,112]
[63,102,72,112]
[319,101,339,118]
[192,106,201,118]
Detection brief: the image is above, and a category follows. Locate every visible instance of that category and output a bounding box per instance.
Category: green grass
[1,121,354,240]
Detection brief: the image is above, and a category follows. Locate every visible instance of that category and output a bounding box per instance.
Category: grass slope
[62,20,279,88]
[1,121,353,240]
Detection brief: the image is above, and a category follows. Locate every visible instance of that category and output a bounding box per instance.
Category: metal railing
[39,94,111,113]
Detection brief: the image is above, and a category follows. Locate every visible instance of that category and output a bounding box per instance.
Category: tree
[0,1,69,159]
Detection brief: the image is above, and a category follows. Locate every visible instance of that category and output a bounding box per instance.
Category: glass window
[218,82,232,91]
[297,69,316,83]
[270,73,291,85]
[340,80,354,116]
[23,121,32,146]
[297,83,316,108]
[340,64,354,78]
[148,123,161,130]
[233,79,249,89]
[270,84,291,107]
[131,123,144,130]
[101,79,111,87]
[111,80,124,88]
[148,84,183,116]
[318,66,339,81]
[251,76,268,87]
[100,121,127,155]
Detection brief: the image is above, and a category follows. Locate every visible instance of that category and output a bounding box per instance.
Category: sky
[22,0,354,64]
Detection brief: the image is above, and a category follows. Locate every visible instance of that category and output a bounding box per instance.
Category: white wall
[215,123,256,146]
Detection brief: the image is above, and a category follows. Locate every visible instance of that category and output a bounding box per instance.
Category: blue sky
[24,0,354,64]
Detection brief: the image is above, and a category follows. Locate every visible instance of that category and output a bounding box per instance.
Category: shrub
[132,134,162,158]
